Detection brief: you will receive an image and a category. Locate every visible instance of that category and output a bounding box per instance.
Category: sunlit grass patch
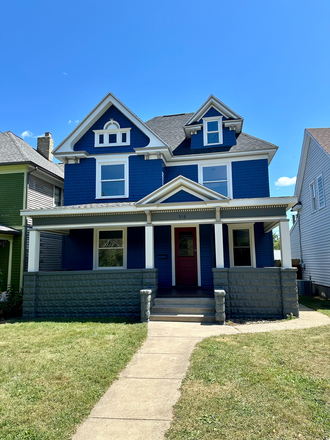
[299,295,330,318]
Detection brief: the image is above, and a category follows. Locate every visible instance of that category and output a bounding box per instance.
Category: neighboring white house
[290,128,330,298]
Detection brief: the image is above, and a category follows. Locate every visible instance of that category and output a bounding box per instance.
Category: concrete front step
[154,297,215,306]
[149,313,216,323]
[152,305,215,314]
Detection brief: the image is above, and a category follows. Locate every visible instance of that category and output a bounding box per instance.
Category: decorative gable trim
[53,92,168,157]
[137,175,229,205]
[184,95,243,130]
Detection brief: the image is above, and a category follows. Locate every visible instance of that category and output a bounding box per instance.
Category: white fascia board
[20,195,298,218]
[294,129,310,198]
[32,168,64,188]
[53,92,168,156]
[164,149,276,166]
[134,145,172,161]
[137,175,229,204]
[185,95,243,126]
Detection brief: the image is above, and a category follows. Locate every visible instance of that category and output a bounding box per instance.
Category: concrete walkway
[72,305,330,440]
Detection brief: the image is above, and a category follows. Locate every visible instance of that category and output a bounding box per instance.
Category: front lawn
[0,319,147,440]
[299,294,330,318]
[166,326,330,440]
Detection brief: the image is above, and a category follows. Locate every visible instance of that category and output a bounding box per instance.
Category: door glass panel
[233,229,251,266]
[178,232,194,256]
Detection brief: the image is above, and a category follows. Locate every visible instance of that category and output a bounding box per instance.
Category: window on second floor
[94,119,131,147]
[203,116,223,146]
[96,159,129,199]
[54,186,63,207]
[310,181,316,212]
[200,164,228,196]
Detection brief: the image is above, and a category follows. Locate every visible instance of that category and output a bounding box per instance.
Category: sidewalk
[72,305,330,440]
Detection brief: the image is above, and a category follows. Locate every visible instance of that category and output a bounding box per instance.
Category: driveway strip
[72,305,330,440]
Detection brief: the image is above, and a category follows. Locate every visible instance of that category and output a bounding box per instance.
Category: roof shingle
[307,128,330,156]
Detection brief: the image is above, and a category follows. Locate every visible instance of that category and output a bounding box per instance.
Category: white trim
[53,92,168,156]
[171,224,201,287]
[214,223,224,268]
[317,173,325,209]
[21,196,298,217]
[93,121,131,147]
[185,96,243,126]
[198,161,232,198]
[279,220,292,268]
[95,157,129,199]
[203,116,223,146]
[93,227,127,270]
[145,225,154,269]
[228,223,256,268]
[28,230,40,272]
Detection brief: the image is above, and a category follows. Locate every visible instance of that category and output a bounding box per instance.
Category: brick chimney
[37,132,54,162]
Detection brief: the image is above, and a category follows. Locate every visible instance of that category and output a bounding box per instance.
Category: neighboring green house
[0,131,64,292]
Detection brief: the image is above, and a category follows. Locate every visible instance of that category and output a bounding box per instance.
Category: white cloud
[63,72,68,76]
[68,120,72,124]
[21,130,35,139]
[75,120,79,124]
[275,176,297,187]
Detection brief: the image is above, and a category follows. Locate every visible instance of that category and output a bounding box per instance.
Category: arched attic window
[94,118,131,147]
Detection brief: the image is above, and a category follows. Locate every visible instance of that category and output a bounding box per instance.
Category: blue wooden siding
[73,105,150,154]
[232,159,270,198]
[161,190,203,204]
[254,223,275,267]
[64,156,163,205]
[154,225,172,288]
[62,229,93,270]
[127,227,145,269]
[164,165,198,184]
[200,224,215,288]
[198,107,223,120]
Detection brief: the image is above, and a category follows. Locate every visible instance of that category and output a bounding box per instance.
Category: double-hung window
[96,159,128,199]
[54,186,63,207]
[310,181,316,212]
[201,164,228,196]
[96,229,126,268]
[228,224,256,267]
[203,117,223,146]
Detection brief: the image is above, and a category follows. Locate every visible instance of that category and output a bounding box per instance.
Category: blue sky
[1,0,330,198]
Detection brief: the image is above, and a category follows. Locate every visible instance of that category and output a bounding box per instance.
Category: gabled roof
[185,95,243,125]
[0,132,64,179]
[0,223,21,236]
[54,92,168,156]
[137,175,229,205]
[295,128,330,198]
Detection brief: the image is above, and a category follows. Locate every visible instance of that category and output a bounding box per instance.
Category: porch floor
[157,287,214,298]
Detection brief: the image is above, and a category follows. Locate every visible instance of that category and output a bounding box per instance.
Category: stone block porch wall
[213,267,298,319]
[23,269,158,319]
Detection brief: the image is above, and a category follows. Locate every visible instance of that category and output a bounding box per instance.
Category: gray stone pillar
[140,289,155,322]
[280,268,299,317]
[214,289,226,324]
[23,273,38,319]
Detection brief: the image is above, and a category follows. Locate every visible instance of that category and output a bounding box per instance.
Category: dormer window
[203,116,223,146]
[94,119,131,147]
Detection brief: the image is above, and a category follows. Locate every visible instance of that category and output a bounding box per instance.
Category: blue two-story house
[22,93,298,322]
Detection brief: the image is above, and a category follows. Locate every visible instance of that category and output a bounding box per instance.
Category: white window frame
[93,119,131,147]
[317,173,325,209]
[228,223,256,268]
[310,181,317,213]
[198,160,232,198]
[203,116,223,146]
[96,158,129,199]
[93,227,127,270]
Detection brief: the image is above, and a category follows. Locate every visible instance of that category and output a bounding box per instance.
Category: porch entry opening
[175,227,198,286]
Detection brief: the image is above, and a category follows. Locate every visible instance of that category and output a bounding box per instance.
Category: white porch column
[279,220,292,268]
[145,225,154,269]
[7,238,14,289]
[28,230,41,272]
[214,223,224,268]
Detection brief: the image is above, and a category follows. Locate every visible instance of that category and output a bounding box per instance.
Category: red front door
[175,227,198,286]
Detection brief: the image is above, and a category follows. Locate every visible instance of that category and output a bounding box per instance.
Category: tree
[273,232,280,250]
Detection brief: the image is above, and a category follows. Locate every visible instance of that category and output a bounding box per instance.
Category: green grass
[0,318,147,440]
[299,295,330,318]
[166,326,330,440]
